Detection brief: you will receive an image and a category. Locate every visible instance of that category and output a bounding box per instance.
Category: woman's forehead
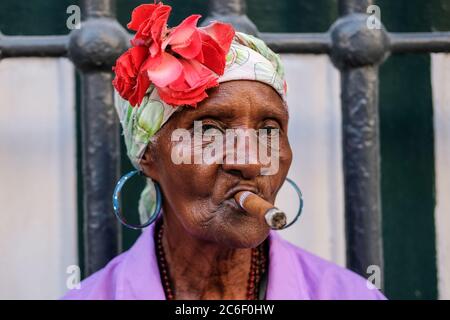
[183,81,288,120]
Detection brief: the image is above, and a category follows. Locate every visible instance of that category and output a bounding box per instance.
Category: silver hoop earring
[279,177,304,229]
[112,170,162,230]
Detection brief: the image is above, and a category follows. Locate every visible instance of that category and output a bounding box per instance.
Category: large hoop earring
[278,177,304,230]
[112,170,162,230]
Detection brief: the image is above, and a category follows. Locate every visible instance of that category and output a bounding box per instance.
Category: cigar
[234,191,287,230]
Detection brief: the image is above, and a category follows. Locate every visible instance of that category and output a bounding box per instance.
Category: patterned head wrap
[114,32,287,221]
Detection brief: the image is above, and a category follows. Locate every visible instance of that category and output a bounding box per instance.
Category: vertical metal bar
[77,0,121,275]
[209,0,247,15]
[339,0,371,15]
[341,66,383,278]
[335,0,384,281]
[80,71,121,275]
[82,0,116,18]
[202,0,258,35]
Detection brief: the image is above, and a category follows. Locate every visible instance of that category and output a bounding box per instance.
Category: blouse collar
[117,222,310,299]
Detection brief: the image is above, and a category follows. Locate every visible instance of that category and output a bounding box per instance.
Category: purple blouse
[63,223,386,300]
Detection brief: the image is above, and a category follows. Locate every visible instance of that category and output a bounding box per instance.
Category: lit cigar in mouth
[234,191,287,230]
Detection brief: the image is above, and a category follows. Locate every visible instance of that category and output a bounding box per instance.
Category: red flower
[112,46,150,107]
[157,59,219,107]
[112,1,235,107]
[127,2,171,57]
[196,22,236,74]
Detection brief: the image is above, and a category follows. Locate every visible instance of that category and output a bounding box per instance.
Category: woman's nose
[220,128,263,179]
[222,162,262,179]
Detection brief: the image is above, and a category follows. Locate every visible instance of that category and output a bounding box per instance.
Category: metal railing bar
[260,32,331,54]
[1,31,449,59]
[0,35,68,58]
[335,0,384,286]
[390,32,450,53]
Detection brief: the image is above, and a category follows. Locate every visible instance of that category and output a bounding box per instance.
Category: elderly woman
[63,2,385,300]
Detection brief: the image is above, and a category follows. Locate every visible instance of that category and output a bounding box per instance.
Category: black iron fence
[1,0,449,286]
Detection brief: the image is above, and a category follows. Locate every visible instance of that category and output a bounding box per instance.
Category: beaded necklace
[155,224,266,300]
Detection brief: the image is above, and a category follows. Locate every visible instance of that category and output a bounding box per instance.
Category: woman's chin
[207,215,270,249]
[183,204,271,248]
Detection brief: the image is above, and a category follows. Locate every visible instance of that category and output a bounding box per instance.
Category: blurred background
[0,0,449,300]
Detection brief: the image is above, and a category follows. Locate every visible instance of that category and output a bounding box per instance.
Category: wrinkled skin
[140,80,292,299]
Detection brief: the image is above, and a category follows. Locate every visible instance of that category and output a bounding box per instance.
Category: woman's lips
[221,185,264,215]
[222,198,246,213]
[223,185,260,201]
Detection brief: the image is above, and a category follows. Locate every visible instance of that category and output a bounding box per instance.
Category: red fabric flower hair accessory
[112,1,235,107]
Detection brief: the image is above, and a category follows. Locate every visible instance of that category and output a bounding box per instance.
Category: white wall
[276,54,345,267]
[0,58,77,299]
[432,53,450,300]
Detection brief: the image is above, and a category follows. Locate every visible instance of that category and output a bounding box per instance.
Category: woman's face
[141,80,292,248]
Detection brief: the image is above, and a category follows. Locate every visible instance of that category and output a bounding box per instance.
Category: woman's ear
[139,146,159,180]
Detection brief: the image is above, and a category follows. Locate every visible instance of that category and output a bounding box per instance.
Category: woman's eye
[202,123,222,133]
[262,126,278,135]
[259,125,280,146]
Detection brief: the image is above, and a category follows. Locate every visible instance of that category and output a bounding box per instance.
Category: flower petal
[171,29,203,59]
[130,4,171,48]
[179,59,216,87]
[112,46,151,107]
[200,21,235,53]
[197,33,226,75]
[156,59,219,107]
[145,52,183,87]
[129,45,149,66]
[165,14,201,47]
[127,4,159,31]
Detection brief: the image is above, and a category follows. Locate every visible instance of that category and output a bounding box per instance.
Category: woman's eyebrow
[258,104,289,120]
[190,108,236,120]
[184,101,288,121]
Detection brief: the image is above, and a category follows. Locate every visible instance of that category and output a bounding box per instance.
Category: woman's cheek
[169,136,193,165]
[202,142,224,165]
[279,138,292,168]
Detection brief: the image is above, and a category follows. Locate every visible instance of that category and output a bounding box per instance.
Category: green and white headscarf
[114,32,287,221]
